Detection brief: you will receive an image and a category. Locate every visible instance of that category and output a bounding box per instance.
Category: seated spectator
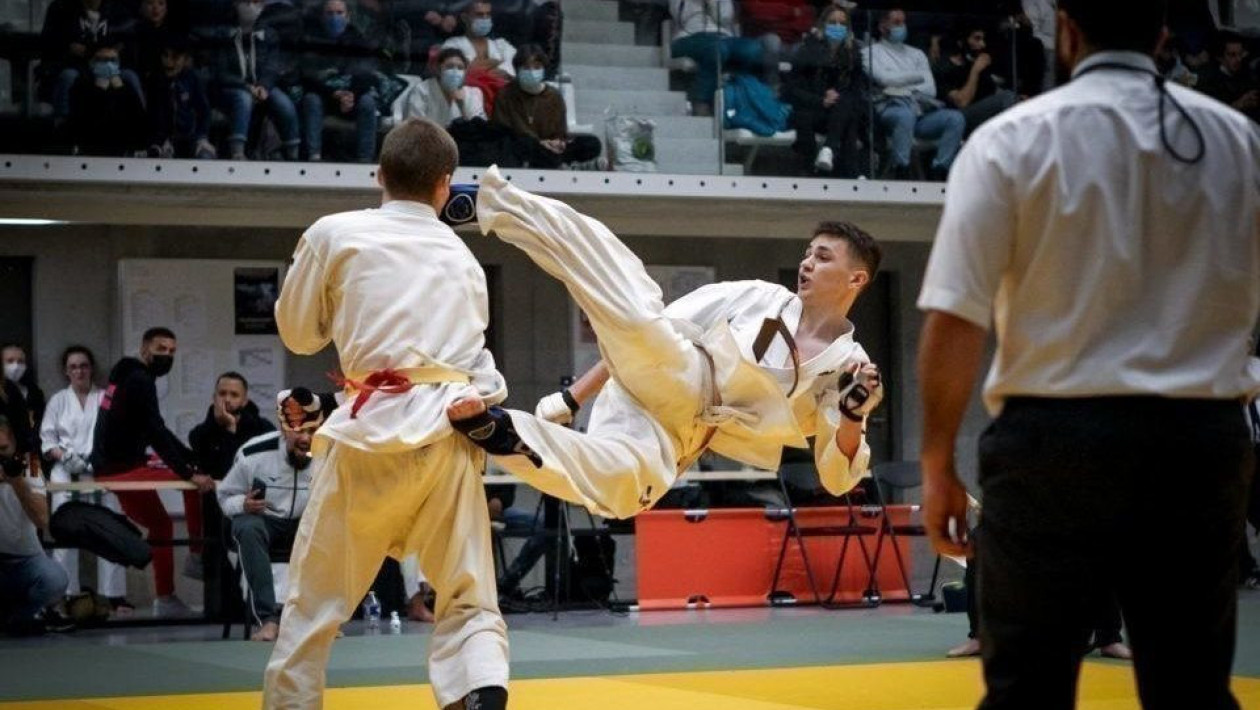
[2,343,47,456]
[216,388,314,642]
[989,8,1047,96]
[739,0,814,66]
[92,327,213,618]
[486,484,547,600]
[0,417,69,637]
[1022,0,1056,92]
[394,1,459,72]
[38,0,143,122]
[934,23,1016,135]
[443,0,517,113]
[670,0,765,116]
[485,0,564,78]
[494,44,602,169]
[206,0,302,160]
[1155,33,1198,88]
[300,0,380,163]
[863,8,965,180]
[189,372,275,480]
[783,6,870,178]
[68,41,150,156]
[1198,34,1260,123]
[147,35,216,159]
[123,0,175,89]
[406,47,486,126]
[40,345,131,613]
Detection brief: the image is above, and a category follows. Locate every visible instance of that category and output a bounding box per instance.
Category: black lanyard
[1074,61,1206,165]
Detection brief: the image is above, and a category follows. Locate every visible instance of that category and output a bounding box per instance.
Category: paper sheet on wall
[238,346,282,409]
[179,347,215,400]
[173,294,207,340]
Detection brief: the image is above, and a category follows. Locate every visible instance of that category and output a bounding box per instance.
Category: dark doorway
[0,257,34,350]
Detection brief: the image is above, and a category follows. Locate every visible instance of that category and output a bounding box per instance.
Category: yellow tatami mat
[5,661,1259,710]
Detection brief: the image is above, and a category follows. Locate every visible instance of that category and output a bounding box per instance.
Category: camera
[1,454,26,478]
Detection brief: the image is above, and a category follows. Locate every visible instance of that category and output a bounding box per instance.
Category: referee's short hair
[1059,0,1167,54]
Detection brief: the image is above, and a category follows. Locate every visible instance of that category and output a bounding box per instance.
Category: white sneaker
[814,146,834,173]
[153,595,197,618]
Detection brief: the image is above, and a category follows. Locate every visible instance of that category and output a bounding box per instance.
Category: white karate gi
[475,167,872,520]
[265,200,509,710]
[40,385,126,597]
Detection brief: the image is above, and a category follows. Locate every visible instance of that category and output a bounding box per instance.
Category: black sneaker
[41,609,76,633]
[441,184,479,227]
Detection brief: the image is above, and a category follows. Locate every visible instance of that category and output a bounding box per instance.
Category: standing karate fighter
[264,118,510,710]
[448,166,884,519]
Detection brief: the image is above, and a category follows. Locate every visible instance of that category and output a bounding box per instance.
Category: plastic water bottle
[389,611,402,634]
[364,591,382,630]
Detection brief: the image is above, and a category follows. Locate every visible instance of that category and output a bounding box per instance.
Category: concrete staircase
[563,0,731,175]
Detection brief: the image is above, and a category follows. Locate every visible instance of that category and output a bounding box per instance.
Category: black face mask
[148,354,174,377]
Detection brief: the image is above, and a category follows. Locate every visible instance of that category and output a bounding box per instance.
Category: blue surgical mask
[440,67,465,92]
[470,17,492,37]
[91,59,120,80]
[519,68,545,94]
[824,24,848,43]
[888,25,908,44]
[325,13,347,38]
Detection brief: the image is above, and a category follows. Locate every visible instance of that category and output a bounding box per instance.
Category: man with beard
[217,388,321,642]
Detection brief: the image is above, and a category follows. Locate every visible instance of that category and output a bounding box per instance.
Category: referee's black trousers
[975,397,1252,710]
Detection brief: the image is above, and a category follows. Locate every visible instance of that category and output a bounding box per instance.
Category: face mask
[148,354,174,377]
[3,363,25,382]
[519,68,546,94]
[888,26,908,44]
[824,24,848,43]
[325,13,348,38]
[91,59,120,80]
[470,17,492,37]
[440,67,465,92]
[236,2,262,27]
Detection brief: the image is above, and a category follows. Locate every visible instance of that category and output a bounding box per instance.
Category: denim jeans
[217,87,300,151]
[498,506,548,592]
[301,91,379,162]
[877,101,966,170]
[670,32,764,104]
[54,67,145,118]
[0,552,68,630]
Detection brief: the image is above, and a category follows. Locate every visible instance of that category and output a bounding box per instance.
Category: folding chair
[865,461,941,606]
[768,462,879,607]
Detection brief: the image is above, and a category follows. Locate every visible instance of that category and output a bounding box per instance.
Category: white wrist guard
[535,390,578,425]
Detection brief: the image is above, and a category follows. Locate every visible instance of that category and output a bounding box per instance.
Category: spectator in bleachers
[406,47,487,126]
[394,1,459,71]
[1198,34,1259,123]
[300,0,381,162]
[0,417,68,637]
[988,7,1047,96]
[2,344,47,455]
[1022,0,1056,92]
[68,41,150,156]
[146,35,216,158]
[863,8,964,180]
[670,0,764,117]
[484,0,564,78]
[39,0,143,122]
[934,23,1015,136]
[92,326,213,618]
[40,345,131,614]
[216,387,314,642]
[1155,33,1198,88]
[494,44,601,169]
[206,0,302,160]
[740,0,814,66]
[189,372,274,481]
[784,5,869,178]
[442,0,516,113]
[123,0,175,89]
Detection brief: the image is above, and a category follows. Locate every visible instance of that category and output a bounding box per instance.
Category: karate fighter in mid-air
[447,166,885,519]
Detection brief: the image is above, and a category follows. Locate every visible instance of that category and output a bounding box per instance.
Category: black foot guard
[444,686,508,710]
[451,406,543,468]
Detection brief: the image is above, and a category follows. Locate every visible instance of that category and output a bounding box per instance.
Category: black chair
[219,518,294,640]
[865,461,942,607]
[768,462,880,607]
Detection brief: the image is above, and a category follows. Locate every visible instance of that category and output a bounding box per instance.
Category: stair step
[563,19,635,45]
[562,0,620,22]
[566,65,668,91]
[564,42,662,68]
[576,88,688,117]
[578,114,717,140]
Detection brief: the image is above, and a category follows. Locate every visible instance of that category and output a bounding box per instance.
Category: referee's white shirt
[918,51,1260,415]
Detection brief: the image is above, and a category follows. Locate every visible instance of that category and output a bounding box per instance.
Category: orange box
[635,506,914,610]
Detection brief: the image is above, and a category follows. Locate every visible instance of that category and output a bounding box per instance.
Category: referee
[916,1,1260,709]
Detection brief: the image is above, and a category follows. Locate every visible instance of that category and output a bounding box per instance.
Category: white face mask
[4,362,26,382]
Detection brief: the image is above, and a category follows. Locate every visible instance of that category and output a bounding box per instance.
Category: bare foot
[946,638,982,658]
[251,621,279,642]
[1098,641,1133,660]
[446,396,487,422]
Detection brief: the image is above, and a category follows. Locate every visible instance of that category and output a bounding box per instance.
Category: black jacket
[783,34,869,113]
[188,399,274,479]
[1,380,35,456]
[91,357,195,478]
[299,21,379,98]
